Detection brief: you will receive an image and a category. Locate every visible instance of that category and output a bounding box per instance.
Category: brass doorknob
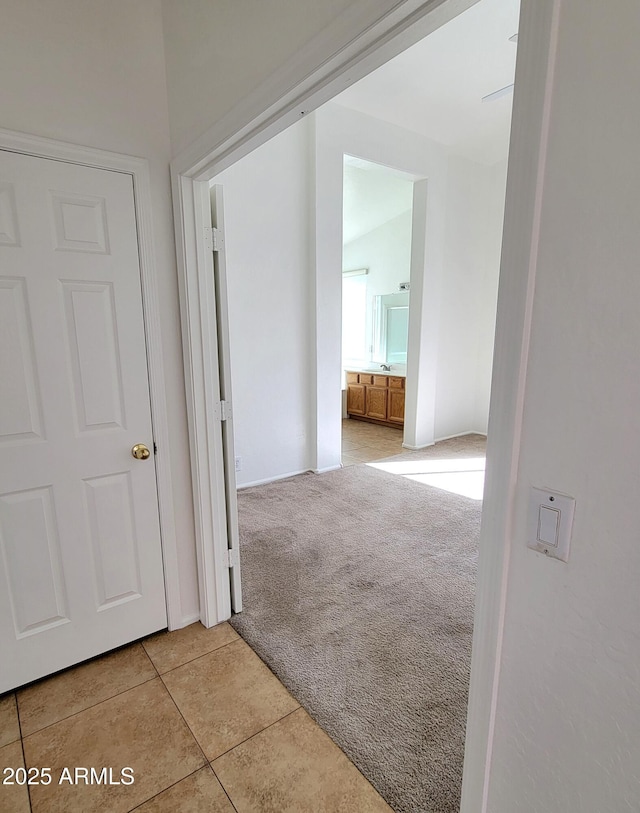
[131,443,151,460]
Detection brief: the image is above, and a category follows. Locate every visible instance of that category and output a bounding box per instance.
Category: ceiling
[334,0,520,166]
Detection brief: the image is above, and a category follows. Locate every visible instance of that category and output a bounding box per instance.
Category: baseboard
[434,430,488,443]
[402,431,488,451]
[237,468,311,489]
[314,464,343,474]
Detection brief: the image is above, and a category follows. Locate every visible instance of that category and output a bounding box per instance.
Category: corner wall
[436,155,507,440]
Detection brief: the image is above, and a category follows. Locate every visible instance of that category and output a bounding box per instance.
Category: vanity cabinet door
[388,388,405,424]
[366,386,388,421]
[347,383,366,415]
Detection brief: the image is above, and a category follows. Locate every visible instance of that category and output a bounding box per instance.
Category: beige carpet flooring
[231,434,486,813]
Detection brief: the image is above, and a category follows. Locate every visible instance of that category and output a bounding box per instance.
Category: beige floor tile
[143,622,238,675]
[18,643,157,736]
[0,741,30,813]
[212,708,392,813]
[343,424,371,436]
[0,694,20,747]
[368,442,403,456]
[136,767,234,813]
[345,446,387,463]
[341,455,359,467]
[23,678,205,813]
[367,432,401,445]
[341,440,365,451]
[163,639,299,761]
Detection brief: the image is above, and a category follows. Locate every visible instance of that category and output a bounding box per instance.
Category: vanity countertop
[345,368,406,377]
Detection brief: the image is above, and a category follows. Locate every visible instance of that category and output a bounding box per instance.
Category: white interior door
[210,185,242,612]
[0,150,167,691]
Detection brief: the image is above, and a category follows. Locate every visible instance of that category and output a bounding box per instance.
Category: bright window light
[367,456,485,500]
[342,273,368,361]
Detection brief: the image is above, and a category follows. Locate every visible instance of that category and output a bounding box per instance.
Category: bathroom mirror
[373,292,410,364]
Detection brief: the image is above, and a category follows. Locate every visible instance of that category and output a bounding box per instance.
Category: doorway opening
[171,0,558,808]
[203,1,518,810]
[341,156,413,468]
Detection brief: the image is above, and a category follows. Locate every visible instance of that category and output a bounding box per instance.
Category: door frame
[169,0,561,810]
[0,127,183,630]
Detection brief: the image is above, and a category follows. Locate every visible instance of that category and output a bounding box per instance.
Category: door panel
[366,386,388,421]
[0,277,44,441]
[0,485,68,636]
[0,150,166,691]
[61,281,126,432]
[83,472,141,608]
[210,185,242,613]
[347,384,365,415]
[388,388,406,425]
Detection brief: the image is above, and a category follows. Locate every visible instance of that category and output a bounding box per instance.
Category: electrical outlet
[235,456,242,472]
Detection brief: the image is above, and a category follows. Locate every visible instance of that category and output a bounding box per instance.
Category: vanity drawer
[373,375,389,387]
[346,372,359,384]
[389,377,405,389]
[359,374,374,385]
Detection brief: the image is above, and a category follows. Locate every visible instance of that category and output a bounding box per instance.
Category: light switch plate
[527,487,575,562]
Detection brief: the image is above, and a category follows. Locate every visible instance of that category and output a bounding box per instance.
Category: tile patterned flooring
[341,418,404,467]
[0,623,392,813]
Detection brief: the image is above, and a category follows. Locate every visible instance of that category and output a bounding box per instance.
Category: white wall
[0,0,199,624]
[160,0,404,157]
[474,158,507,431]
[436,155,507,439]
[486,1,640,809]
[214,120,314,487]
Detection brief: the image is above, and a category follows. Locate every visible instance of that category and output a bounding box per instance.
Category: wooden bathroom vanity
[345,370,405,428]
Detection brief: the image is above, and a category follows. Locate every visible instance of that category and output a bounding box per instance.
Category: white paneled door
[0,150,167,692]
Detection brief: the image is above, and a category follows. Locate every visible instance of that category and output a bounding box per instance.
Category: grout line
[139,641,160,678]
[154,672,247,812]
[126,766,202,811]
[210,765,239,813]
[155,634,242,678]
[18,632,235,740]
[126,765,218,812]
[14,694,33,813]
[18,675,159,740]
[156,640,301,812]
[158,673,211,766]
[158,643,301,763]
[209,706,301,764]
